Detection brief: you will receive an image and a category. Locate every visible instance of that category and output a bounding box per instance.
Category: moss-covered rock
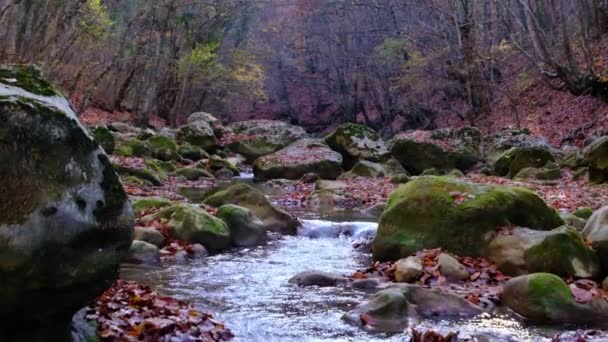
[493,147,555,178]
[133,227,165,248]
[324,123,389,167]
[0,65,134,337]
[253,138,343,180]
[216,204,266,247]
[173,167,214,181]
[501,273,608,323]
[126,240,160,264]
[144,159,176,181]
[176,120,217,150]
[514,161,561,181]
[131,197,173,213]
[116,165,162,186]
[114,137,149,157]
[373,176,564,261]
[90,125,115,154]
[142,204,230,252]
[209,155,239,176]
[144,135,179,161]
[178,143,208,161]
[573,207,594,219]
[560,145,587,169]
[203,183,300,234]
[525,226,599,278]
[583,136,608,183]
[388,128,482,175]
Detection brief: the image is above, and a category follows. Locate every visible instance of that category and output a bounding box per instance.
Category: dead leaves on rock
[87,280,233,341]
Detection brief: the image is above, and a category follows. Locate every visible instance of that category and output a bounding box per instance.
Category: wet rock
[216,204,266,247]
[288,270,348,287]
[351,278,381,290]
[389,127,482,174]
[204,183,300,234]
[437,253,469,281]
[253,138,343,180]
[324,123,389,168]
[141,204,230,253]
[227,120,307,161]
[127,241,160,264]
[191,243,208,257]
[401,284,483,318]
[214,168,235,180]
[0,65,134,339]
[342,288,411,332]
[373,176,563,261]
[300,172,320,183]
[133,227,165,248]
[394,256,423,283]
[501,273,608,324]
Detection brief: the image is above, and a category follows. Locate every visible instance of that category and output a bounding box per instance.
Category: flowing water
[120,218,571,342]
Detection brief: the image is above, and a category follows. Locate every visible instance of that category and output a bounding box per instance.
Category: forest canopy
[1,0,607,133]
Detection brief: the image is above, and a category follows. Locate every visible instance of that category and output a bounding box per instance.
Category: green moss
[524,227,599,277]
[573,207,593,219]
[527,273,575,312]
[209,155,239,175]
[373,176,564,261]
[146,135,177,151]
[144,159,176,180]
[115,165,161,186]
[114,138,148,157]
[173,167,213,180]
[178,143,208,161]
[494,147,555,178]
[90,126,115,154]
[131,197,173,213]
[0,65,61,97]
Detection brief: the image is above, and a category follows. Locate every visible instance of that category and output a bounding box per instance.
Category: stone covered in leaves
[0,65,134,337]
[388,128,482,175]
[253,138,343,180]
[203,183,300,235]
[373,176,564,261]
[85,280,233,341]
[226,119,308,161]
[324,123,389,167]
[142,204,230,253]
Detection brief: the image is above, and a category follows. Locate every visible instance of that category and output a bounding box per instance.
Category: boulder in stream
[216,204,266,247]
[373,176,564,261]
[289,270,348,287]
[324,123,389,167]
[0,65,134,339]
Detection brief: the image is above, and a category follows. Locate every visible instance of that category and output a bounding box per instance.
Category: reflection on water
[121,219,564,342]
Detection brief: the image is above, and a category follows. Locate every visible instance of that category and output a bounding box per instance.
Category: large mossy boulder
[339,158,406,179]
[388,128,482,175]
[142,204,230,252]
[0,65,134,339]
[176,119,217,151]
[216,204,266,247]
[488,226,599,277]
[226,120,308,161]
[583,136,608,183]
[372,176,564,261]
[324,123,389,167]
[145,134,179,161]
[492,147,555,178]
[203,183,300,234]
[502,273,608,324]
[114,136,149,157]
[253,138,343,180]
[90,125,115,154]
